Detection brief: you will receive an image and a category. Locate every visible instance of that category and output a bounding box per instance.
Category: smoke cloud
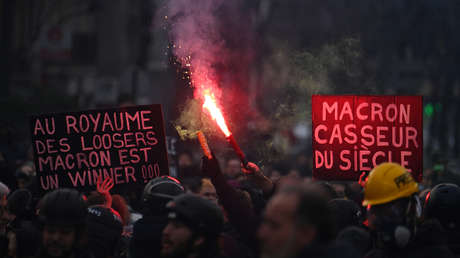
[158,0,254,140]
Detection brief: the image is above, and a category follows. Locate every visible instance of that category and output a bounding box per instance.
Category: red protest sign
[312,95,423,182]
[30,105,170,192]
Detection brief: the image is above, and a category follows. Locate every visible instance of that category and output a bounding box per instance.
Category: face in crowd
[161,219,201,258]
[42,224,78,257]
[258,192,316,258]
[225,158,241,179]
[199,179,218,205]
[160,194,223,258]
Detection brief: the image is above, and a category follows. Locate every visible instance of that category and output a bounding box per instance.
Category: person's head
[199,178,218,204]
[38,188,88,257]
[328,198,363,234]
[6,189,33,222]
[315,181,338,201]
[237,185,267,216]
[142,176,185,216]
[363,162,420,248]
[268,169,281,182]
[181,176,202,194]
[424,183,460,232]
[15,171,32,189]
[86,191,106,206]
[344,182,364,207]
[161,194,224,258]
[287,169,301,179]
[225,158,241,179]
[86,205,123,258]
[178,151,194,169]
[258,185,334,258]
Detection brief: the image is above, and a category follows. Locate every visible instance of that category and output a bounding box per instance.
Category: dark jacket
[365,219,454,258]
[297,241,360,258]
[34,249,94,258]
[129,215,168,258]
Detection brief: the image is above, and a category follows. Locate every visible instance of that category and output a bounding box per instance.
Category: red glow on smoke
[185,63,231,137]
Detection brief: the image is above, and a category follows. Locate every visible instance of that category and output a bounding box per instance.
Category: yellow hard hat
[363,162,418,206]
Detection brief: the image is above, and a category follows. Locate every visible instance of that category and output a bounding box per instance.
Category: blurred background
[1,0,460,185]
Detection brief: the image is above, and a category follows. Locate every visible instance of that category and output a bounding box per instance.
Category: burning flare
[202,90,231,137]
[197,131,212,159]
[200,89,248,167]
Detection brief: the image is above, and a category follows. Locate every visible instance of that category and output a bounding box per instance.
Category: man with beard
[35,188,92,258]
[161,194,224,258]
[130,176,185,258]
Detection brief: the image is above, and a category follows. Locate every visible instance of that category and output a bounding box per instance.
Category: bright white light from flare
[202,92,231,137]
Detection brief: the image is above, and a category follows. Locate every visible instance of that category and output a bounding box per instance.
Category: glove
[201,152,222,178]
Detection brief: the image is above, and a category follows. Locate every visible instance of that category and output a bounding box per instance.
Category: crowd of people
[1,148,460,258]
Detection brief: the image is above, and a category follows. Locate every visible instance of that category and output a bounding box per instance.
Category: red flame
[202,90,231,137]
[179,59,231,137]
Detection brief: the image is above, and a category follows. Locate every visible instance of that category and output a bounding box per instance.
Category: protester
[86,205,123,258]
[424,183,460,255]
[328,198,363,234]
[363,162,454,258]
[224,157,243,180]
[336,226,371,257]
[35,188,92,258]
[130,176,185,258]
[5,189,35,224]
[177,150,200,178]
[198,178,218,204]
[3,189,40,258]
[161,194,224,258]
[4,124,460,258]
[180,176,202,194]
[258,183,358,258]
[201,155,259,245]
[15,171,32,190]
[315,181,338,201]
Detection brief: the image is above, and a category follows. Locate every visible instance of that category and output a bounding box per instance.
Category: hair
[86,191,106,206]
[201,178,214,189]
[181,176,202,193]
[279,185,335,244]
[111,194,130,226]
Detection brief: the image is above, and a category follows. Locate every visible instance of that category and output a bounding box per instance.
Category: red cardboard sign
[30,105,170,192]
[312,95,423,181]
